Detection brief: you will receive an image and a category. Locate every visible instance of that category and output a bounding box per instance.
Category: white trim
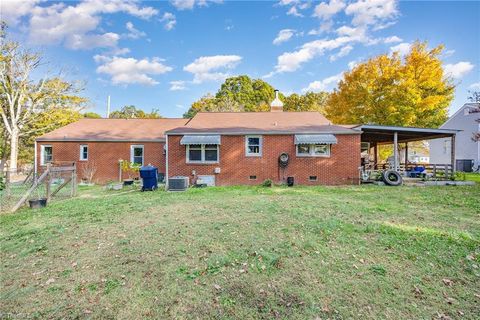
[79,144,88,161]
[40,145,53,166]
[165,135,169,190]
[245,135,262,157]
[296,144,331,157]
[186,144,219,164]
[130,144,144,165]
[36,138,166,142]
[34,141,37,182]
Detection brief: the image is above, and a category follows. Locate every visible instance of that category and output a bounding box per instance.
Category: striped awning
[294,134,337,145]
[180,135,221,145]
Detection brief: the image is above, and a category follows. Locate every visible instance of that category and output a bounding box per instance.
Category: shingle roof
[166,112,359,135]
[36,118,188,142]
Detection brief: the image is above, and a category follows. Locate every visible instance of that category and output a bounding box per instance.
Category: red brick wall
[36,141,165,183]
[167,134,361,186]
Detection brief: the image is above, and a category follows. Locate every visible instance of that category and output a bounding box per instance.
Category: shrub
[261,179,272,187]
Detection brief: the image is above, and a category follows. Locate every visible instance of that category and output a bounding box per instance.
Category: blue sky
[2,0,479,118]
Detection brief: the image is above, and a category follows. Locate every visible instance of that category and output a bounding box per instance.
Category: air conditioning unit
[168,176,189,191]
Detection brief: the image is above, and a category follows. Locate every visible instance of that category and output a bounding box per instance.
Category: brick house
[166,112,361,186]
[35,118,187,183]
[35,92,362,185]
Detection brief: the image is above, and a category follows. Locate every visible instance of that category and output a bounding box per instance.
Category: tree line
[2,19,473,172]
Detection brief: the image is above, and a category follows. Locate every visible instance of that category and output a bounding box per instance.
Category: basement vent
[309,176,318,181]
[249,175,257,180]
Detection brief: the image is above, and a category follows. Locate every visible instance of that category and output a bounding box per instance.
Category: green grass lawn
[1,185,479,319]
[464,172,480,182]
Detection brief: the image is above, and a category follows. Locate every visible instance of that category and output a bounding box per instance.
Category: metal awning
[180,135,221,145]
[294,134,337,145]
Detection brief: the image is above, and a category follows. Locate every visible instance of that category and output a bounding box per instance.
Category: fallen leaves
[442,278,453,286]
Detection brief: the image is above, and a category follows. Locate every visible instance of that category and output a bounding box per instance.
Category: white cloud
[170,0,222,10]
[345,0,398,27]
[330,45,353,61]
[170,81,187,91]
[161,12,176,30]
[390,42,411,56]
[96,56,173,85]
[0,0,40,24]
[184,55,242,83]
[308,21,334,35]
[313,0,346,20]
[302,73,343,93]
[273,29,296,45]
[125,22,146,39]
[444,62,475,79]
[348,59,360,69]
[25,0,157,50]
[383,35,402,43]
[469,82,480,90]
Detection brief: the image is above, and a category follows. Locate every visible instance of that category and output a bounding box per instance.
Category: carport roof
[354,124,459,144]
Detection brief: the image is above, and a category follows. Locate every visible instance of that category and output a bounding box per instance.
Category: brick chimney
[270,89,283,112]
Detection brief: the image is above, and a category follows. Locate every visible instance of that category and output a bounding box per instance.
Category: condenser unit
[168,176,189,191]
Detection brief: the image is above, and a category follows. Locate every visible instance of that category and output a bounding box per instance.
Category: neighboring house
[35,118,187,182]
[429,103,480,171]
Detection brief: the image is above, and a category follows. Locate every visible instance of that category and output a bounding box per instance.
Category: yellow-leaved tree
[325,41,454,128]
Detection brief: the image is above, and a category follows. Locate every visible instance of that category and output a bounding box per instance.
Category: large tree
[325,41,455,127]
[0,30,86,172]
[183,75,328,118]
[109,105,161,119]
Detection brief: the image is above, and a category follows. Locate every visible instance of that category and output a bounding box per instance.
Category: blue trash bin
[139,165,158,191]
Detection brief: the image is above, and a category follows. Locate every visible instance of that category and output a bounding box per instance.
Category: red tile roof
[36,118,188,141]
[167,112,359,134]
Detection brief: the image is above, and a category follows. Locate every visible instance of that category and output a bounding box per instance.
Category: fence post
[71,162,77,197]
[45,163,51,201]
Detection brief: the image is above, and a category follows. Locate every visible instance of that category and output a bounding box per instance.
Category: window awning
[294,134,337,145]
[180,135,221,145]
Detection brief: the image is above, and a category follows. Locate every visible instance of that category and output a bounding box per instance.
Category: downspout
[165,134,169,190]
[34,141,37,183]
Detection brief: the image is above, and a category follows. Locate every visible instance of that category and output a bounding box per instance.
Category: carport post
[451,134,456,174]
[393,131,398,171]
[404,142,408,170]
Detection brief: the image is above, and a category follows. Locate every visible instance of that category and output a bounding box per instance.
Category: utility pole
[106,95,111,118]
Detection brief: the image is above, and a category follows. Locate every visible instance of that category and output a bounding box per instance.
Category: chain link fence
[0,163,77,213]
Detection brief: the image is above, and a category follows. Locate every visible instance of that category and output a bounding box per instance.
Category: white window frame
[79,144,88,161]
[40,145,53,166]
[245,135,262,157]
[130,145,144,165]
[186,144,219,164]
[296,144,331,157]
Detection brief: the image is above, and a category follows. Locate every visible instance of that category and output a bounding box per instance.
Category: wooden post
[72,163,77,197]
[45,164,51,201]
[5,169,11,197]
[393,132,398,171]
[433,164,437,179]
[373,143,378,169]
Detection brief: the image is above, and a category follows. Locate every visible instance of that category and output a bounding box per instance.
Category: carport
[354,125,459,173]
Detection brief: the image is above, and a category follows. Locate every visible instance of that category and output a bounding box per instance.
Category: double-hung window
[130,145,144,165]
[187,144,219,163]
[296,144,331,157]
[79,145,88,161]
[40,145,53,165]
[245,135,262,156]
